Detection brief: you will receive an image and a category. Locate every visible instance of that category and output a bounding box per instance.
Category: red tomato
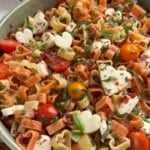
[36,104,58,120]
[55,0,66,7]
[42,52,70,73]
[0,40,19,53]
[0,63,9,79]
[128,132,150,150]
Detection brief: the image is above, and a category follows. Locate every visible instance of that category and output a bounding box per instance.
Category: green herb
[73,115,84,132]
[100,30,113,39]
[16,97,23,104]
[24,19,33,30]
[51,117,59,124]
[143,118,150,123]
[107,19,116,27]
[112,52,120,66]
[127,69,146,87]
[141,89,150,98]
[39,116,49,124]
[34,42,48,51]
[115,111,127,118]
[71,130,83,142]
[92,75,100,83]
[66,3,75,12]
[103,76,117,82]
[101,120,112,142]
[132,106,140,115]
[0,82,6,90]
[20,109,26,115]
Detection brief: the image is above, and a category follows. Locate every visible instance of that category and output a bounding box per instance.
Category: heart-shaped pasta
[51,130,71,150]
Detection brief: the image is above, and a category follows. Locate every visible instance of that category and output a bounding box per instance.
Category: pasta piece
[90,48,101,60]
[51,130,71,150]
[46,119,66,135]
[77,96,90,109]
[131,4,146,18]
[40,80,58,93]
[37,93,47,104]
[24,74,41,87]
[0,53,13,62]
[129,116,143,130]
[52,74,68,88]
[20,118,42,131]
[108,133,130,150]
[24,101,39,110]
[18,86,29,102]
[111,120,129,137]
[140,98,150,113]
[13,45,32,59]
[16,130,40,150]
[96,96,114,116]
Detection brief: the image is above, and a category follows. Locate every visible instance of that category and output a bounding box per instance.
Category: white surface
[0,0,23,20]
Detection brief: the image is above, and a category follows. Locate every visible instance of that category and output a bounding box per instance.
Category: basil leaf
[112,52,120,66]
[101,120,112,142]
[0,82,6,90]
[115,111,127,118]
[132,106,140,115]
[71,130,83,142]
[103,76,117,82]
[143,118,150,123]
[73,115,84,132]
[100,30,113,39]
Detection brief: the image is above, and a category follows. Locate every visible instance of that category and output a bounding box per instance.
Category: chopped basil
[20,109,26,115]
[71,130,83,142]
[73,115,84,132]
[132,106,140,115]
[101,120,112,142]
[112,51,120,66]
[34,42,48,51]
[143,118,150,123]
[66,3,75,12]
[51,117,59,124]
[16,97,23,104]
[100,30,113,39]
[107,19,116,27]
[115,111,127,118]
[0,82,6,90]
[103,76,117,82]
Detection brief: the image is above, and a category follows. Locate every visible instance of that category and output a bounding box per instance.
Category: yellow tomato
[68,82,86,101]
[120,43,140,61]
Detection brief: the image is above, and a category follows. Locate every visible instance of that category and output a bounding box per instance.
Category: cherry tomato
[36,103,58,119]
[68,82,86,101]
[128,132,150,150]
[0,40,19,53]
[0,63,9,79]
[55,0,66,7]
[42,52,70,73]
[120,43,140,61]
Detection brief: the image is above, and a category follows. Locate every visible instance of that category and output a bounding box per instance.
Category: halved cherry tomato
[128,131,150,150]
[36,104,58,125]
[0,39,19,53]
[120,43,140,61]
[0,63,9,79]
[68,82,86,101]
[42,52,70,73]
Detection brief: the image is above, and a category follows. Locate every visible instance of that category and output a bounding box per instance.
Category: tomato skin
[68,82,86,101]
[42,52,70,73]
[36,104,58,121]
[0,40,19,53]
[120,43,140,61]
[0,63,9,79]
[128,132,150,150]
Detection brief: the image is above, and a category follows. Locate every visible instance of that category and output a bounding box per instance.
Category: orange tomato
[128,132,150,150]
[68,82,86,101]
[120,43,140,61]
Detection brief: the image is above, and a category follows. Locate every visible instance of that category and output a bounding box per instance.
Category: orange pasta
[38,93,47,103]
[20,118,42,131]
[112,120,129,137]
[129,116,143,130]
[24,74,41,87]
[16,130,40,150]
[131,4,146,18]
[46,119,66,135]
[18,86,29,102]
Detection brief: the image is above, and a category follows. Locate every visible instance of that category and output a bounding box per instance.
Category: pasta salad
[0,0,150,149]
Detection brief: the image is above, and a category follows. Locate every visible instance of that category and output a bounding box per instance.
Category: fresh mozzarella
[117,96,139,115]
[30,12,48,34]
[54,32,73,49]
[42,32,55,48]
[98,64,132,96]
[66,22,76,32]
[34,135,51,150]
[16,28,33,44]
[1,105,24,116]
[92,41,102,50]
[100,38,111,49]
[105,8,115,16]
[37,61,49,78]
[113,11,122,22]
[142,119,150,135]
[100,120,107,135]
[79,110,101,133]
